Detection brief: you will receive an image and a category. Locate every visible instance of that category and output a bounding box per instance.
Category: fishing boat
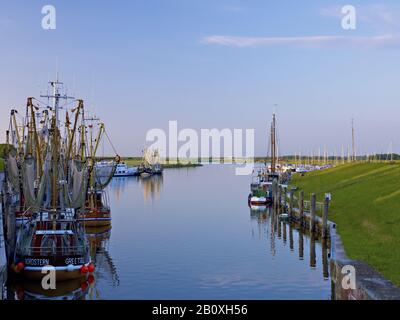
[113,162,138,177]
[77,189,111,227]
[76,120,117,227]
[138,148,163,176]
[13,213,92,281]
[4,79,102,281]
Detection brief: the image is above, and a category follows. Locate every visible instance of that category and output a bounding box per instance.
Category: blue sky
[1,0,400,156]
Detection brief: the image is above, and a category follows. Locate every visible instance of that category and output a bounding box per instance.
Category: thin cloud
[202,34,400,49]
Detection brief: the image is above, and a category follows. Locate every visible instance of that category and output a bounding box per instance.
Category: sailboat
[248,113,280,207]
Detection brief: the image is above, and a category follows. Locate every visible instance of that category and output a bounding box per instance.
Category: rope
[104,130,118,156]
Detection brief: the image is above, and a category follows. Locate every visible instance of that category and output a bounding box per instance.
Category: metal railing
[20,244,87,256]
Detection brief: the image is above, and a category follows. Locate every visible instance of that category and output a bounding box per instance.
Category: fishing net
[94,161,116,189]
[21,156,37,207]
[6,149,20,191]
[21,154,49,209]
[68,159,88,209]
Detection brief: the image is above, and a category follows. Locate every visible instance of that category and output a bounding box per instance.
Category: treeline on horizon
[1,143,400,162]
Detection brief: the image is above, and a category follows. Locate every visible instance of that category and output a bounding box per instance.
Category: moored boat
[248,113,282,207]
[77,190,111,227]
[114,162,137,177]
[76,119,118,227]
[3,79,109,282]
[12,213,93,281]
[137,148,163,177]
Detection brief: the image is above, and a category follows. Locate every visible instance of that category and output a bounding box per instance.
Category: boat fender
[10,262,24,274]
[88,263,95,273]
[80,265,89,274]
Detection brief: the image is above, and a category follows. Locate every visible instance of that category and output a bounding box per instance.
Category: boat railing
[20,244,88,256]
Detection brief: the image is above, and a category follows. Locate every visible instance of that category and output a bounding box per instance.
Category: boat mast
[351,118,356,162]
[270,113,276,173]
[40,79,75,213]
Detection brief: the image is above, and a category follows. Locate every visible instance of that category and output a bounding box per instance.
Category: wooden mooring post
[322,196,330,238]
[289,188,295,217]
[310,193,316,232]
[298,191,304,223]
[276,185,282,212]
[283,186,287,211]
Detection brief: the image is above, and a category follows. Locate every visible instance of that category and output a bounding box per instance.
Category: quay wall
[281,188,400,300]
[329,227,400,300]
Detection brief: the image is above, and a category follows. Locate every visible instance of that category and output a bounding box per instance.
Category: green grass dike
[291,162,400,286]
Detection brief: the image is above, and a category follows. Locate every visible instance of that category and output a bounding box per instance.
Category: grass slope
[291,162,400,286]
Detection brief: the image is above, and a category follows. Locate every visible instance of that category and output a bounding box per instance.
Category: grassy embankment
[291,162,400,286]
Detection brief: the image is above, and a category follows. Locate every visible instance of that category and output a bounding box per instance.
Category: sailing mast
[40,80,75,213]
[270,113,277,173]
[351,118,356,162]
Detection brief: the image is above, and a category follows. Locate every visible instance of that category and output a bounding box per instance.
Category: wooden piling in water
[277,186,281,212]
[310,193,316,232]
[283,187,287,211]
[299,191,304,223]
[322,197,329,238]
[310,233,316,268]
[272,179,278,209]
[289,188,295,218]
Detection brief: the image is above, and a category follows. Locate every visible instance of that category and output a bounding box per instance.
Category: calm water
[8,165,332,300]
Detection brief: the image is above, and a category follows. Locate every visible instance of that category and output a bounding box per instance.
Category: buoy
[16,262,25,272]
[88,263,95,273]
[81,265,89,274]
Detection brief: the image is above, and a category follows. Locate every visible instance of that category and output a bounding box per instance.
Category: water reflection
[6,165,332,299]
[8,225,118,300]
[9,277,88,300]
[140,175,163,203]
[110,177,133,201]
[85,226,119,299]
[249,206,330,280]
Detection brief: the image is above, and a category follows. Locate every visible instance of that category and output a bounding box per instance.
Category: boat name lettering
[25,258,50,266]
[65,257,84,265]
